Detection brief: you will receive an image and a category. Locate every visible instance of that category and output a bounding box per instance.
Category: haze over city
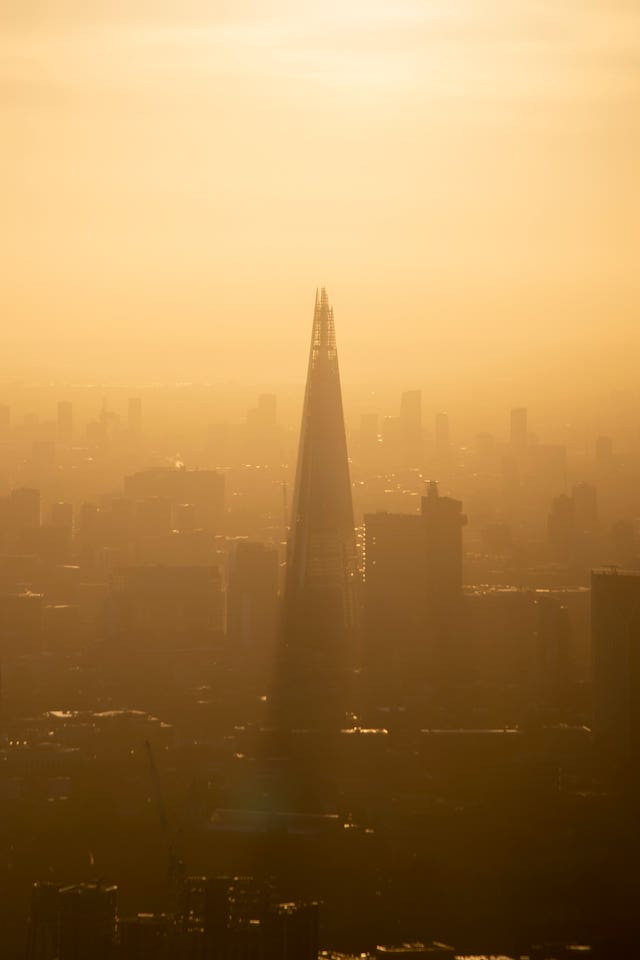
[3,0,639,392]
[2,3,640,960]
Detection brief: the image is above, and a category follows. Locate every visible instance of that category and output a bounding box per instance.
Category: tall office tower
[127,397,142,439]
[592,569,640,788]
[435,411,450,455]
[363,511,427,689]
[57,401,73,442]
[421,481,466,684]
[510,406,528,448]
[400,390,422,464]
[278,288,358,725]
[421,480,465,609]
[364,481,466,696]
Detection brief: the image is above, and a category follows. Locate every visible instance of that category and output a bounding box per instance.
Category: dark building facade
[27,882,117,960]
[364,482,466,695]
[227,540,279,665]
[592,568,640,788]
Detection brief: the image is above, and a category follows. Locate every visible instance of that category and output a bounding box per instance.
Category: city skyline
[2,3,640,957]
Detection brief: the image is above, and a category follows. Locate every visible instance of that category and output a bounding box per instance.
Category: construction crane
[281,480,289,538]
[144,739,184,912]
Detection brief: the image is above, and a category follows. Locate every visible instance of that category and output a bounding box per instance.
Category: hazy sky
[2,1,639,395]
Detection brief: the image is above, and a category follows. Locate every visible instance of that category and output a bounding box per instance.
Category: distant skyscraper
[278,289,357,725]
[57,401,73,442]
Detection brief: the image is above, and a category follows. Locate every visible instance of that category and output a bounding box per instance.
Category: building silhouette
[592,568,640,789]
[364,481,466,694]
[227,540,279,665]
[277,289,358,726]
[27,881,117,960]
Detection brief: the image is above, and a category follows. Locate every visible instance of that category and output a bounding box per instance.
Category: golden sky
[2,1,639,394]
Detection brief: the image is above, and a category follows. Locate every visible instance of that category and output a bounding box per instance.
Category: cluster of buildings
[26,877,318,960]
[2,290,640,955]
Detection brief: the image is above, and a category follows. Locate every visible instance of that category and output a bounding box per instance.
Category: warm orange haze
[3,0,640,395]
[2,3,640,960]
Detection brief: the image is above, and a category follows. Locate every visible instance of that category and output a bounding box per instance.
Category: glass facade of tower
[277,289,358,726]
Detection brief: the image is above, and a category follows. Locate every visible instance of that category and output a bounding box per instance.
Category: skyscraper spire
[276,288,358,726]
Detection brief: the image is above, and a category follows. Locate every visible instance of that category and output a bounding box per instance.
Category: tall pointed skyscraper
[277,288,358,726]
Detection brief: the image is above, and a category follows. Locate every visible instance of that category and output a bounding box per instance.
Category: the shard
[276,288,358,725]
